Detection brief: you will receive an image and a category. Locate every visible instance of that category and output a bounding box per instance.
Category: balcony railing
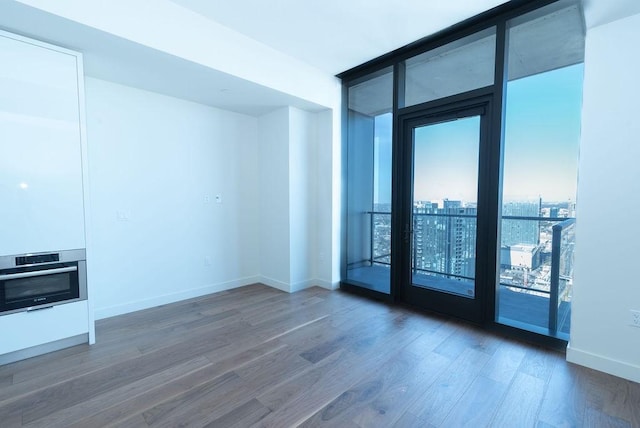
[549,218,575,332]
[357,210,575,334]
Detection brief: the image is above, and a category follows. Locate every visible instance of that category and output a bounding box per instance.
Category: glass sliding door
[497,1,584,339]
[344,67,393,295]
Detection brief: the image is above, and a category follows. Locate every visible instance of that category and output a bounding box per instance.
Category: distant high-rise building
[501,201,540,246]
[413,200,476,280]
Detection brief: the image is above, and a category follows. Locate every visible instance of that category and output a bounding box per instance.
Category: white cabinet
[0,32,92,364]
[0,301,89,359]
[0,32,86,256]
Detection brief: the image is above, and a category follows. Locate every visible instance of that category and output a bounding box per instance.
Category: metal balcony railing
[361,210,575,332]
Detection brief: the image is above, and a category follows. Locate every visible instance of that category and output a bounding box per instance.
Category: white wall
[85,78,260,319]
[568,12,640,382]
[257,108,291,290]
[289,107,318,291]
[256,106,335,292]
[314,109,338,289]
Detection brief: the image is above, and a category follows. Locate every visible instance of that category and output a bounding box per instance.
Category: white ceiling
[2,0,640,115]
[169,0,510,75]
[169,0,640,75]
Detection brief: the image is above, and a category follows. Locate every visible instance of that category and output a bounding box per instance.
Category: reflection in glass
[404,28,496,107]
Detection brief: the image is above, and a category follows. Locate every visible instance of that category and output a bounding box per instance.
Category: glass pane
[497,0,584,339]
[412,116,480,298]
[345,67,393,294]
[404,28,496,107]
[5,274,70,299]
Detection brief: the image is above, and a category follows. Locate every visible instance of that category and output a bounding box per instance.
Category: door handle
[0,266,77,280]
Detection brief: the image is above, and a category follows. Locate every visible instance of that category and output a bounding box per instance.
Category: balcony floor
[346,265,571,337]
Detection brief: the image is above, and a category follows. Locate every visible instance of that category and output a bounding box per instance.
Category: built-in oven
[0,249,87,315]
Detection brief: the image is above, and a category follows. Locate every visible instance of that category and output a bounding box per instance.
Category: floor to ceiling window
[344,67,393,294]
[340,0,584,343]
[497,2,584,339]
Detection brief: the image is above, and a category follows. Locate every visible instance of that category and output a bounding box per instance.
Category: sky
[413,116,479,201]
[372,63,584,205]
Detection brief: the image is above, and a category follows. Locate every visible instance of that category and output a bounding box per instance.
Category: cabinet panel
[0,34,85,256]
[0,300,89,356]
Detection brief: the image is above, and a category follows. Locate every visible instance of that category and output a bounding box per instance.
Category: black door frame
[392,91,498,324]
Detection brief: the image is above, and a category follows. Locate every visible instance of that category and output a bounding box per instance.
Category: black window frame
[338,0,581,350]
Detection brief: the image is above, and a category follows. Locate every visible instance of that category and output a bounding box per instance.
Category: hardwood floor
[0,284,638,427]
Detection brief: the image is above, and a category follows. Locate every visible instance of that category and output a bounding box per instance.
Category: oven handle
[0,266,77,280]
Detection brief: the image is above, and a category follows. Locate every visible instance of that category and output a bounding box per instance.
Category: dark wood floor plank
[0,342,89,379]
[204,336,287,374]
[328,296,395,331]
[630,381,640,427]
[255,347,347,413]
[350,351,452,427]
[141,371,244,427]
[391,411,435,428]
[440,375,508,427]
[0,405,22,428]
[300,345,453,428]
[133,313,247,355]
[490,372,546,427]
[9,340,141,386]
[79,339,284,427]
[11,323,231,424]
[256,328,422,427]
[65,338,282,428]
[297,308,407,364]
[204,398,271,428]
[583,407,632,428]
[238,290,327,326]
[537,362,587,427]
[23,356,212,428]
[233,345,313,391]
[0,374,12,387]
[519,345,561,382]
[401,319,458,356]
[299,349,423,426]
[433,325,500,359]
[105,413,150,428]
[407,347,492,426]
[143,345,311,427]
[483,339,528,385]
[0,344,143,406]
[0,284,638,428]
[579,366,640,426]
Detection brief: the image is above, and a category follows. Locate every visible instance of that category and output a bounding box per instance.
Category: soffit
[169,0,510,75]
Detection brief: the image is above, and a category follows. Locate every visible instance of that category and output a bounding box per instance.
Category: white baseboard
[259,276,291,292]
[566,343,640,383]
[290,279,316,293]
[94,275,261,320]
[259,277,340,293]
[314,279,340,290]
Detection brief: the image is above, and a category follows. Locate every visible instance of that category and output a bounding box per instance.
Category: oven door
[0,262,80,313]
